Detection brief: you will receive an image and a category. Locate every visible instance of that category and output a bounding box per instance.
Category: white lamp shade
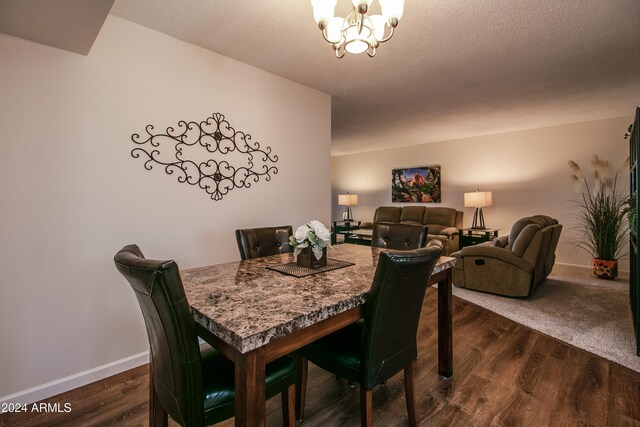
[464,191,493,208]
[311,0,337,23]
[379,0,405,21]
[338,194,359,206]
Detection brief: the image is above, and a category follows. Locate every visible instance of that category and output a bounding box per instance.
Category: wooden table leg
[235,347,266,427]
[437,268,453,379]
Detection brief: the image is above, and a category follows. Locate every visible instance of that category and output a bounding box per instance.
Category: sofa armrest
[454,211,464,229]
[437,226,458,237]
[492,236,508,248]
[453,245,533,272]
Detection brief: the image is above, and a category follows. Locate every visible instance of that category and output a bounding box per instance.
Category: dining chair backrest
[361,242,442,389]
[371,223,428,250]
[235,225,294,260]
[114,244,204,427]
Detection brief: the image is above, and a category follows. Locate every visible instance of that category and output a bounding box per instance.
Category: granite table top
[181,244,456,354]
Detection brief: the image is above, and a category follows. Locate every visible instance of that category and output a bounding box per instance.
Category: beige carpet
[452,263,640,372]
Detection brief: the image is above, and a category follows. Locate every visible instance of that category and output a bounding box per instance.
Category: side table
[344,228,373,246]
[459,228,500,249]
[332,220,361,244]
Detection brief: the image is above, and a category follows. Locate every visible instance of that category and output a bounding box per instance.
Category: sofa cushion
[427,224,447,234]
[400,206,426,223]
[400,220,424,226]
[374,207,402,223]
[423,207,457,227]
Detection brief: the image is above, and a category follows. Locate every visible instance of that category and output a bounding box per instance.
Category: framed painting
[391,165,441,203]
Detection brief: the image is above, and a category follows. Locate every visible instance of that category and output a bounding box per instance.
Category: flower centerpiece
[290,220,331,268]
[568,155,630,279]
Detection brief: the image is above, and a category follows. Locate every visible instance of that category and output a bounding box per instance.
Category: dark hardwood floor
[2,287,639,426]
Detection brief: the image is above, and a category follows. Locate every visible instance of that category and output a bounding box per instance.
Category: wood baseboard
[0,351,148,406]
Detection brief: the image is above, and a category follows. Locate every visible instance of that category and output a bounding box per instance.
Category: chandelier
[310,0,405,58]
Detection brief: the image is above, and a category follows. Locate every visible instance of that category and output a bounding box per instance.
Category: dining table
[181,244,456,427]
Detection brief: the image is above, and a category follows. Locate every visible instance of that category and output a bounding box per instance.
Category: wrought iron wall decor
[131,113,278,201]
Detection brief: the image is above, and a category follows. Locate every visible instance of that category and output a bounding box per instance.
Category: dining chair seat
[199,344,296,423]
[300,319,365,380]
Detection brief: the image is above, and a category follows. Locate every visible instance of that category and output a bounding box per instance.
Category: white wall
[0,15,331,401]
[332,116,632,267]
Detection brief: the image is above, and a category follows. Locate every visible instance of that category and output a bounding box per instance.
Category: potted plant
[290,220,331,268]
[568,155,630,279]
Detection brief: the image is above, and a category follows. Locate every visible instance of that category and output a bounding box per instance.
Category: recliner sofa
[373,206,463,255]
[451,215,562,297]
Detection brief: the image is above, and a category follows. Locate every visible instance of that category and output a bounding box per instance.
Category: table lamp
[464,190,493,229]
[338,193,358,221]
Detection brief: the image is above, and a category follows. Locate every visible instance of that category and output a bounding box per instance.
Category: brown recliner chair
[451,215,562,297]
[235,225,293,260]
[371,223,428,250]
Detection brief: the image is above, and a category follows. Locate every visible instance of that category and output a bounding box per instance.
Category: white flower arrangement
[289,220,331,260]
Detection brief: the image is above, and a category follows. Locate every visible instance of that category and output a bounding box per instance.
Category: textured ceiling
[109,1,640,155]
[2,1,638,155]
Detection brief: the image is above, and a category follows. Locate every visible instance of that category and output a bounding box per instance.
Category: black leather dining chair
[114,244,297,427]
[371,223,428,250]
[295,242,443,427]
[235,225,294,260]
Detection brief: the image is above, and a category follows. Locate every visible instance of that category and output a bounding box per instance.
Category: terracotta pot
[592,258,618,280]
[296,246,327,269]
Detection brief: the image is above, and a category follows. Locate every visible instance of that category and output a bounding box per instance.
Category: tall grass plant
[568,155,630,261]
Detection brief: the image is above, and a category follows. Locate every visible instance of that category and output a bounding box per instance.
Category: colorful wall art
[391,165,441,203]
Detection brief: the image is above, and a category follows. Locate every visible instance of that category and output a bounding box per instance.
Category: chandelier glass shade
[310,0,405,58]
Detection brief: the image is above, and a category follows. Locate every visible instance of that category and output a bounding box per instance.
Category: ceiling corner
[0,0,114,55]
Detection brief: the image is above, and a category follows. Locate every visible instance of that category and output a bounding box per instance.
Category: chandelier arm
[335,46,346,59]
[357,9,365,35]
[377,25,396,44]
[320,28,335,44]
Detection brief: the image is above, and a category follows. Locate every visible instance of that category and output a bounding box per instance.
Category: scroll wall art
[391,165,441,203]
[131,113,279,201]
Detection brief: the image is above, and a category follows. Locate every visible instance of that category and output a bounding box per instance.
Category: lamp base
[471,208,486,229]
[342,206,353,221]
